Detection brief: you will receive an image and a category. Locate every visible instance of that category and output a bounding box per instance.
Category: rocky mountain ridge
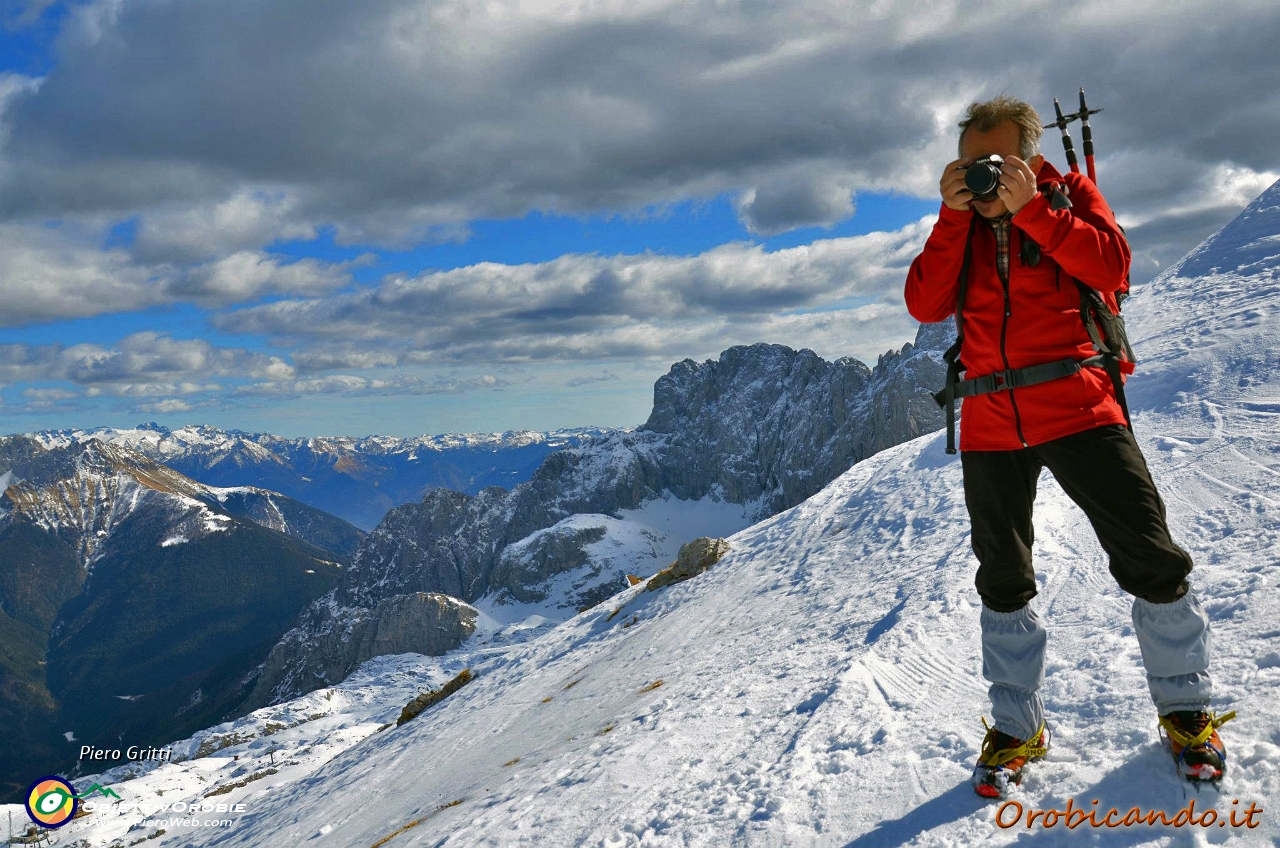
[0,435,364,561]
[245,326,952,709]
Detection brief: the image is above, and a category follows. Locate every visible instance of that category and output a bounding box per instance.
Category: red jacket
[904,160,1132,450]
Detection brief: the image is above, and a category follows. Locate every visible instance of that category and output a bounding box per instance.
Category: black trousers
[961,423,1193,612]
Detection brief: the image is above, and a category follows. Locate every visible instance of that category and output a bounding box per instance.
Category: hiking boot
[971,718,1050,799]
[1158,709,1235,782]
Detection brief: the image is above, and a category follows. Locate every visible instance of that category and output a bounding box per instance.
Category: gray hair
[957,94,1043,160]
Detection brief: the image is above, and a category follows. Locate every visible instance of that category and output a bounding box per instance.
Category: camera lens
[964,154,1004,201]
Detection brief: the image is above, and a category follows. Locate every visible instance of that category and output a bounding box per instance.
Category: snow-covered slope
[10,180,1280,847]
[2,653,458,848]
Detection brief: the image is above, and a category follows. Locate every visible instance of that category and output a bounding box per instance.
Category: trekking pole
[1076,87,1103,184]
[1044,98,1080,175]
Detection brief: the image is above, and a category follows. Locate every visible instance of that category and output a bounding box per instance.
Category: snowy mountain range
[0,437,362,802]
[9,178,1280,846]
[24,424,614,531]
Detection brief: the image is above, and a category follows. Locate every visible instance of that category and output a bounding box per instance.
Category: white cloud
[2,0,57,30]
[0,332,295,391]
[136,398,196,414]
[132,188,320,264]
[212,217,936,367]
[0,220,370,325]
[0,222,166,325]
[22,386,79,401]
[168,250,374,305]
[233,372,511,398]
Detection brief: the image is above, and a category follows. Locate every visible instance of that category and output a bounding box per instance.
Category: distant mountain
[25,425,615,531]
[245,325,951,709]
[0,437,363,802]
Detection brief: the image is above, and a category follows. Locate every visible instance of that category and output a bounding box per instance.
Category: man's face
[959,121,1045,218]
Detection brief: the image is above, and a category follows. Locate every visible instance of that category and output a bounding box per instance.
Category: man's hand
[940,158,973,212]
[999,155,1039,215]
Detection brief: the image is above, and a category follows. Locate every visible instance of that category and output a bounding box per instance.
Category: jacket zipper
[1001,230,1029,448]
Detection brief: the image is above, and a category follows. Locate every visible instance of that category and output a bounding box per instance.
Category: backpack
[931,186,1137,454]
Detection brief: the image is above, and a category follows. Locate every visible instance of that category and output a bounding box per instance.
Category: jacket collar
[1035,158,1066,190]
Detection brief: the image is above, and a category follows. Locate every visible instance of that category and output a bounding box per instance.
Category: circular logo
[25,776,79,828]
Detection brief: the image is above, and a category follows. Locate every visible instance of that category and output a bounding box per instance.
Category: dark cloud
[1124,203,1247,285]
[3,0,1271,256]
[735,166,857,236]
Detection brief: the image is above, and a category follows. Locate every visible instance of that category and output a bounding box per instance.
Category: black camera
[962,154,1004,202]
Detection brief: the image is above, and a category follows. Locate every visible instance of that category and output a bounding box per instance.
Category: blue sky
[3,191,936,436]
[1,1,1276,437]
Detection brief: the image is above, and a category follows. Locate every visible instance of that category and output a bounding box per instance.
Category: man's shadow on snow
[842,743,1195,848]
[841,781,976,848]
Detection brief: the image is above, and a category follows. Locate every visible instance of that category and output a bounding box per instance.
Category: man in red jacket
[904,96,1230,798]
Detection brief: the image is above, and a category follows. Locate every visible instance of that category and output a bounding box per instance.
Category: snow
[203,511,234,533]
[209,486,262,502]
[0,654,460,847]
[471,490,766,628]
[612,486,771,548]
[5,182,1280,846]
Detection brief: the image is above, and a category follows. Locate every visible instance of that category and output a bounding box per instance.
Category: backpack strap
[1069,195,1136,424]
[931,215,980,455]
[1115,221,1132,309]
[1076,278,1138,431]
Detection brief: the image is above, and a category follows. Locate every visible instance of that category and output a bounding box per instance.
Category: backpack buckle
[992,368,1019,390]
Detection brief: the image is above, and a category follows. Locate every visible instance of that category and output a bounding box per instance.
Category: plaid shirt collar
[984,210,1014,282]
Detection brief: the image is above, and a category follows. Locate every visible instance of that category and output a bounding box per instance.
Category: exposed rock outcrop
[249,593,477,708]
[646,536,732,591]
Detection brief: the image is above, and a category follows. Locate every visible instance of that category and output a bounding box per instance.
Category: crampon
[972,718,1050,800]
[1157,709,1235,787]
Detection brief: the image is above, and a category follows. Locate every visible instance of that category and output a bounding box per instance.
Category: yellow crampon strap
[979,717,1048,767]
[1158,710,1236,749]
